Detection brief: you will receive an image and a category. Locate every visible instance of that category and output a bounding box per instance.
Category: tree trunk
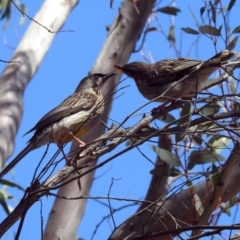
[0,0,79,169]
[44,1,156,239]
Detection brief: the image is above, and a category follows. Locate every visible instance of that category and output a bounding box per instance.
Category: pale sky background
[0,1,240,239]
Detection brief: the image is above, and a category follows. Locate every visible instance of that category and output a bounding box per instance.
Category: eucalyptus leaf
[193,193,204,216]
[199,25,221,36]
[0,192,11,215]
[220,202,231,216]
[168,25,175,42]
[0,179,25,191]
[188,150,225,169]
[157,6,181,16]
[227,36,238,51]
[227,0,236,12]
[232,26,240,34]
[19,3,27,26]
[192,133,203,146]
[150,166,180,177]
[210,1,216,24]
[179,102,191,126]
[211,163,220,187]
[200,102,220,115]
[200,6,205,18]
[177,103,193,140]
[181,27,199,35]
[207,135,231,154]
[175,133,186,143]
[126,138,141,146]
[159,113,176,123]
[150,145,181,166]
[230,78,236,94]
[227,195,238,208]
[145,27,158,33]
[126,128,153,146]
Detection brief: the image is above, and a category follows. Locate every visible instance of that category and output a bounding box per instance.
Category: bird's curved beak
[102,72,117,80]
[114,65,124,72]
[101,72,117,85]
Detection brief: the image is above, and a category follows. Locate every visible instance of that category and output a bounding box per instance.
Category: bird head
[115,62,147,78]
[76,72,116,93]
[91,72,117,88]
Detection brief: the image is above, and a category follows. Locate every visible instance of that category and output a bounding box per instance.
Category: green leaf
[125,128,152,146]
[199,25,221,36]
[227,0,236,12]
[232,26,240,34]
[0,192,11,215]
[0,179,24,191]
[230,78,236,94]
[126,138,139,146]
[158,113,176,123]
[224,208,231,216]
[211,163,220,187]
[193,193,204,216]
[188,150,225,170]
[179,102,191,126]
[210,1,216,24]
[125,137,143,147]
[157,6,181,16]
[150,167,167,176]
[168,167,181,177]
[187,180,193,188]
[175,133,186,143]
[199,122,215,131]
[0,0,11,20]
[200,6,205,18]
[149,145,181,166]
[19,3,27,26]
[145,27,158,33]
[181,27,199,35]
[167,25,175,42]
[220,202,231,216]
[218,25,223,34]
[200,102,221,115]
[233,102,240,111]
[227,36,239,51]
[207,135,231,154]
[227,195,238,208]
[234,102,240,111]
[192,132,203,146]
[1,0,11,29]
[150,166,181,177]
[175,103,191,143]
[0,1,27,29]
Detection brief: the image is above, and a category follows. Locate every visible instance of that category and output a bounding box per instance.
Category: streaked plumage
[0,72,116,179]
[115,50,238,102]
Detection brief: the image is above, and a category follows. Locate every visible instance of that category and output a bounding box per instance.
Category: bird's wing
[151,58,203,84]
[24,92,97,135]
[149,50,238,85]
[171,58,202,72]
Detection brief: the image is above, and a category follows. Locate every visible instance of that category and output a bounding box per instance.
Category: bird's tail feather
[208,50,240,63]
[0,144,33,179]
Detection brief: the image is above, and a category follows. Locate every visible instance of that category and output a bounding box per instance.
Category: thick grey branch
[0,0,79,169]
[44,1,157,239]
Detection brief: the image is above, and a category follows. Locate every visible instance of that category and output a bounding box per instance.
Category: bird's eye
[93,75,102,81]
[92,76,100,87]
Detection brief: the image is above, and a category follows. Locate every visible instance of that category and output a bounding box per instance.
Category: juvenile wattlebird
[115,50,238,102]
[0,72,116,179]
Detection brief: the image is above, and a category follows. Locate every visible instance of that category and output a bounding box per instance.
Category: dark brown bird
[115,50,239,102]
[0,72,116,179]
